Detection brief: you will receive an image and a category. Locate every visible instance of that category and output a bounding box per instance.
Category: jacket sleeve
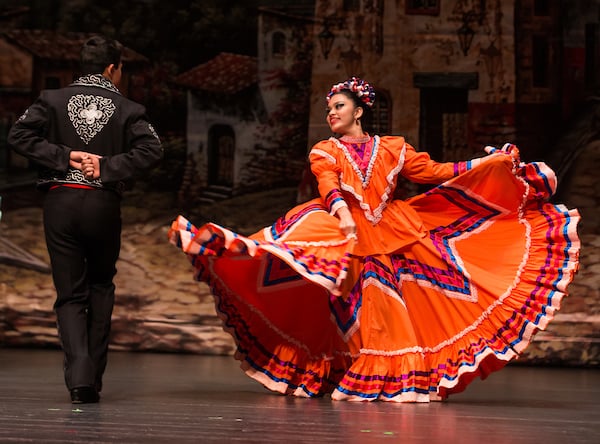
[309,140,348,215]
[7,94,71,171]
[98,107,164,183]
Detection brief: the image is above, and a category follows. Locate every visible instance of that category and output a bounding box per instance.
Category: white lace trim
[330,135,380,189]
[339,141,407,225]
[309,148,336,164]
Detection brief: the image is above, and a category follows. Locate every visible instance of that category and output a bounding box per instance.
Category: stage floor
[0,348,598,443]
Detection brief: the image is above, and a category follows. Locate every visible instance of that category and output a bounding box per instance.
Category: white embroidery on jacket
[71,74,121,94]
[17,109,29,122]
[67,95,116,144]
[148,123,160,141]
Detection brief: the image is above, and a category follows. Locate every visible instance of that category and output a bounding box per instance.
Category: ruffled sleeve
[309,140,348,215]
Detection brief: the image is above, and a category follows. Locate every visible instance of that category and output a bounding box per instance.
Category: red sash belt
[49,184,95,190]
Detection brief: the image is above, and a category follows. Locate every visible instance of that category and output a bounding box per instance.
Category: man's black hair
[80,35,123,75]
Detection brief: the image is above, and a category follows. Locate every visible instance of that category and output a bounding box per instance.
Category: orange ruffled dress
[168,136,580,402]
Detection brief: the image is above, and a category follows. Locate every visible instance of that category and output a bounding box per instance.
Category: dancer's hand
[69,150,87,170]
[81,155,101,179]
[472,143,521,171]
[337,207,357,237]
[70,151,101,179]
[484,143,520,163]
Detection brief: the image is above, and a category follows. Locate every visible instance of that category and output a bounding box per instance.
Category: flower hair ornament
[327,77,376,108]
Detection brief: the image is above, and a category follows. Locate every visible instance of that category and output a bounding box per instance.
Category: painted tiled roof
[174,52,258,94]
[1,29,147,63]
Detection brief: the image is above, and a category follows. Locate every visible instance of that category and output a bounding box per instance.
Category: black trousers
[43,186,121,391]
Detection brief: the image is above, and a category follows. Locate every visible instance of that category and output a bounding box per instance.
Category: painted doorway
[414,73,478,162]
[419,87,469,162]
[207,124,235,187]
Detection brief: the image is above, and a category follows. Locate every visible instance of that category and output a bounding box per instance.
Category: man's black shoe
[70,386,100,404]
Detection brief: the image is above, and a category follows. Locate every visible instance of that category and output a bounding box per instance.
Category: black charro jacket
[8,74,163,194]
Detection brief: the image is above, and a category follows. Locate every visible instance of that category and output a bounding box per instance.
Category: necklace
[340,133,371,144]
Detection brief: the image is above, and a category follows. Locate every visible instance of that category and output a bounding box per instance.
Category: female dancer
[169,77,580,402]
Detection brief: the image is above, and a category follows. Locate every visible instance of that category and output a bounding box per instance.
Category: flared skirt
[168,159,580,402]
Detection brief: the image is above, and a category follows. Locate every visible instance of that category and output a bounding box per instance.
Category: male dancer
[8,35,163,403]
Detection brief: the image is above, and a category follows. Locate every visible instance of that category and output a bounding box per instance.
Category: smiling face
[326,92,364,136]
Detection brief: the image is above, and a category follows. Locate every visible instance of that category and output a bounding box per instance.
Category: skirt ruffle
[168,158,580,402]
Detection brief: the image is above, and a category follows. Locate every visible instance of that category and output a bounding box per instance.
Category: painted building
[308,0,599,170]
[174,2,316,201]
[173,0,599,219]
[174,52,264,200]
[310,0,511,157]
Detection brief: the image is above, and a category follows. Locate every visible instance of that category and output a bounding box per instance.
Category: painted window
[372,89,391,135]
[208,125,235,187]
[272,31,286,57]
